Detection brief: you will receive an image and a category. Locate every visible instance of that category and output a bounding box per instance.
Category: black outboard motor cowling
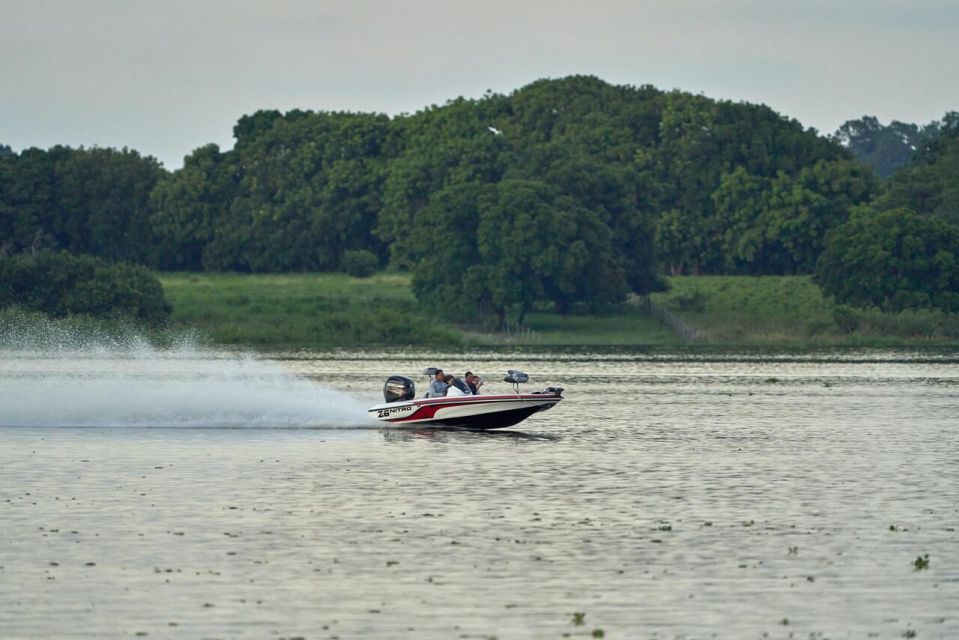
[384,375,415,403]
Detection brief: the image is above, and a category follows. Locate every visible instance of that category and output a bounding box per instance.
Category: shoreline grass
[7,273,954,351]
[650,275,959,348]
[154,272,959,350]
[158,272,462,347]
[158,272,682,348]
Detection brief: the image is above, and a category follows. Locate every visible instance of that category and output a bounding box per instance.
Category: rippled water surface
[2,348,957,639]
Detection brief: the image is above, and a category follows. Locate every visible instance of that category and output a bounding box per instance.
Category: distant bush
[832,305,860,333]
[0,251,171,323]
[815,208,959,313]
[341,250,379,278]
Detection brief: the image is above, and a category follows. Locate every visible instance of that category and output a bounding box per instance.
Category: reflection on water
[381,428,560,444]
[1,350,957,639]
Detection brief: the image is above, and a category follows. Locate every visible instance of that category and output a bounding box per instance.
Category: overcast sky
[2,0,957,169]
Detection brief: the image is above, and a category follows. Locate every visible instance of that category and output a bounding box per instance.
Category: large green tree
[152,111,393,272]
[815,207,959,312]
[759,159,878,274]
[651,92,845,274]
[0,147,53,255]
[876,117,959,225]
[410,180,626,326]
[149,144,236,270]
[0,146,164,263]
[709,166,772,273]
[52,147,165,263]
[377,95,512,267]
[833,116,920,179]
[667,159,876,275]
[833,111,959,179]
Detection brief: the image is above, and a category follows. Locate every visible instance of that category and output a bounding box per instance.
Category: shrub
[341,250,379,278]
[832,305,860,333]
[815,207,959,313]
[0,251,171,323]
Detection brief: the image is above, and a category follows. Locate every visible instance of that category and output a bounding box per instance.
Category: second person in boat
[465,371,483,395]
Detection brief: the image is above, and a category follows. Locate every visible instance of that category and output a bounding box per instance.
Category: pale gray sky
[2,0,957,169]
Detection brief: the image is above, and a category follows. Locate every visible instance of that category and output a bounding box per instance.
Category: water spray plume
[0,314,369,428]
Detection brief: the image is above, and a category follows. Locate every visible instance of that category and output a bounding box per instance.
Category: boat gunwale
[368,392,563,412]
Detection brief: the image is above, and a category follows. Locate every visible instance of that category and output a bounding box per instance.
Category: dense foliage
[409,180,627,324]
[874,117,959,226]
[2,77,956,322]
[380,78,853,284]
[693,158,877,275]
[0,251,171,322]
[151,112,393,272]
[814,121,959,313]
[341,249,379,278]
[0,146,164,262]
[815,208,959,312]
[832,114,958,179]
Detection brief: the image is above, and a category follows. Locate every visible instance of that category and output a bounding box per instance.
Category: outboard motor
[383,375,415,403]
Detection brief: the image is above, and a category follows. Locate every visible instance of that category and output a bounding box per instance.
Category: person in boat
[465,371,483,395]
[445,374,472,396]
[425,369,448,398]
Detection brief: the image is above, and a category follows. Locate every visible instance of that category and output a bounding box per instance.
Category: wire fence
[499,320,540,343]
[462,297,701,344]
[634,295,702,342]
[458,320,541,344]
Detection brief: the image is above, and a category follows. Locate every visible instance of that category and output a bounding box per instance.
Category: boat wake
[0,319,370,429]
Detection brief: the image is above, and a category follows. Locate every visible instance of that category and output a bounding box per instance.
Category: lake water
[1,344,957,639]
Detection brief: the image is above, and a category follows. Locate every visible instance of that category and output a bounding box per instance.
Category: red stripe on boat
[382,395,559,423]
[391,403,451,422]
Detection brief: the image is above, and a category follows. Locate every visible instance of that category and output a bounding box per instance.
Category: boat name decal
[377,406,412,418]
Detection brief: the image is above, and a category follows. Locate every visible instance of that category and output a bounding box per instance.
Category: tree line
[833,113,959,179]
[815,117,959,312]
[1,75,957,321]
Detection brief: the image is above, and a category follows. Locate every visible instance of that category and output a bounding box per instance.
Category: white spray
[0,318,370,428]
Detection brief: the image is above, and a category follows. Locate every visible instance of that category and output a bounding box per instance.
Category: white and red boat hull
[368,392,562,429]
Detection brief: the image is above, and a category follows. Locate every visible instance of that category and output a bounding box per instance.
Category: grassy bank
[159,272,463,347]
[650,275,959,347]
[489,308,679,347]
[157,272,959,349]
[159,272,679,348]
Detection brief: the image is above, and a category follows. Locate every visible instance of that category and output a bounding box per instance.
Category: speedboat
[368,368,563,430]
